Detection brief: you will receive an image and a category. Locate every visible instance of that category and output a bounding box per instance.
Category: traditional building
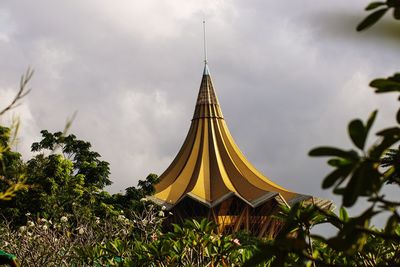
[149,63,331,237]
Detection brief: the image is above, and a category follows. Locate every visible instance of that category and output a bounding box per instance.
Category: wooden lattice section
[164,196,285,238]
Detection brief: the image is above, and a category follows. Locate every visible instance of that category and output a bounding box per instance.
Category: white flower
[76,226,85,235]
[158,211,165,217]
[42,225,48,230]
[118,215,126,221]
[168,212,173,215]
[140,197,147,202]
[95,218,100,224]
[19,226,27,232]
[27,231,32,236]
[40,218,48,223]
[25,212,31,217]
[3,241,9,246]
[60,216,68,223]
[78,228,84,235]
[161,206,166,211]
[27,221,35,227]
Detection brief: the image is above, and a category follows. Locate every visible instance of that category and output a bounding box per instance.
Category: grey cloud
[0,0,398,222]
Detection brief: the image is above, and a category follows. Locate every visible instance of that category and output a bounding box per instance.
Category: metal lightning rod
[203,19,208,65]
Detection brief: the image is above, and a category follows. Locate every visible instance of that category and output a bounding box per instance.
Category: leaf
[394,7,400,19]
[309,147,359,159]
[366,110,378,133]
[365,1,386,10]
[370,135,400,160]
[242,244,277,267]
[370,78,400,93]
[357,8,388,31]
[327,159,342,167]
[339,207,349,222]
[343,169,362,207]
[385,215,398,234]
[333,187,346,195]
[322,167,352,189]
[376,127,400,137]
[348,119,367,150]
[328,158,354,167]
[397,109,400,124]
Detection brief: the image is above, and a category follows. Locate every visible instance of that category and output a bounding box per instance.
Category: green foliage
[112,173,159,213]
[381,147,400,185]
[357,0,400,31]
[75,218,255,266]
[0,130,120,224]
[244,15,400,265]
[245,68,400,266]
[309,110,386,207]
[244,203,331,267]
[0,126,29,203]
[31,130,112,188]
[0,69,32,202]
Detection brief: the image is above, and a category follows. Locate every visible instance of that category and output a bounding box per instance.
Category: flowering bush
[0,210,136,266]
[0,194,260,267]
[74,217,256,266]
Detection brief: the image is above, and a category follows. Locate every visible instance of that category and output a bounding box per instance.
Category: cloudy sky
[0,1,399,218]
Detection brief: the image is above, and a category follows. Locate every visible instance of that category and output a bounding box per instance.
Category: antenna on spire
[202,19,210,75]
[203,19,208,65]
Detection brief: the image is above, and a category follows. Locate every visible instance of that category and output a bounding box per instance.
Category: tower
[148,61,331,237]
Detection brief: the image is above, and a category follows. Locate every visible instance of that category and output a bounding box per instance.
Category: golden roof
[151,64,310,209]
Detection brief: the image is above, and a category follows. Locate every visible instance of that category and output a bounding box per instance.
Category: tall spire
[151,58,310,208]
[203,19,208,65]
[147,25,332,237]
[193,69,223,119]
[193,20,221,119]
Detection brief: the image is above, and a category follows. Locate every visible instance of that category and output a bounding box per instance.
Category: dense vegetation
[0,2,399,266]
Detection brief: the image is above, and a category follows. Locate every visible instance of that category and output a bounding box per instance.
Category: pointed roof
[151,64,310,209]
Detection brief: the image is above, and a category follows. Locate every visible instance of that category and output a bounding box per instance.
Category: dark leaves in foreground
[357,1,400,31]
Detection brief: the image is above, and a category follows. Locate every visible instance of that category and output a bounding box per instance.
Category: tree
[245,72,400,267]
[0,69,32,202]
[112,173,159,213]
[0,130,118,223]
[31,130,112,189]
[244,4,400,266]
